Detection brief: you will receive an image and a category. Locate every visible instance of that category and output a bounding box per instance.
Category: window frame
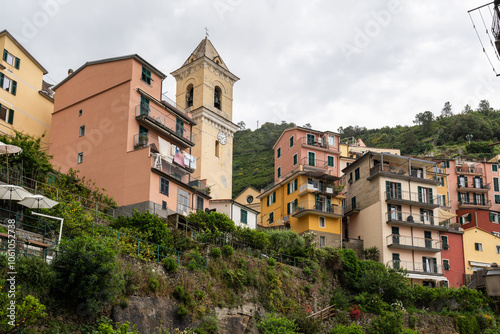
[306,133,315,145]
[354,167,360,181]
[277,147,281,158]
[441,235,449,250]
[160,177,169,196]
[293,153,298,166]
[268,211,274,224]
[319,236,326,247]
[308,151,315,166]
[77,152,84,164]
[79,125,85,137]
[141,66,152,85]
[475,242,483,251]
[277,166,281,178]
[443,259,450,271]
[493,164,498,172]
[0,104,14,125]
[196,196,204,211]
[3,49,20,69]
[241,208,248,224]
[289,135,294,147]
[327,155,335,167]
[319,216,326,228]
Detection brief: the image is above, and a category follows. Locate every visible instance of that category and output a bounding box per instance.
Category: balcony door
[474,177,482,189]
[392,253,400,269]
[386,181,401,200]
[308,152,315,166]
[458,176,467,188]
[424,231,432,249]
[388,204,402,221]
[422,256,437,273]
[177,188,190,215]
[392,226,400,245]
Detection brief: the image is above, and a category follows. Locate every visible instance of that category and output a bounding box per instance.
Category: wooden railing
[307,305,336,321]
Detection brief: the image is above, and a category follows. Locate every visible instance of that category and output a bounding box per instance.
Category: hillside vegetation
[232,100,500,196]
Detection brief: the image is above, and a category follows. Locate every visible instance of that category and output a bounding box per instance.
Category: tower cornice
[191,107,240,136]
[171,58,239,85]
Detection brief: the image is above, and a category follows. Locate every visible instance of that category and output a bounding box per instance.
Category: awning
[406,273,448,282]
[438,208,457,222]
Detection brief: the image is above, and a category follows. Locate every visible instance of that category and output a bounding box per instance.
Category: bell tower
[171,38,239,199]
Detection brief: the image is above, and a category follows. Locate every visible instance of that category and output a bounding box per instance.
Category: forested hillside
[232,100,500,197]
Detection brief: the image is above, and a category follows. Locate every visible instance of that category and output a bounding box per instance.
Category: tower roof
[182,38,229,71]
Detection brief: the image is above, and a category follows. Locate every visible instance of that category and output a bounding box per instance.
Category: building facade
[233,186,261,224]
[49,54,210,216]
[171,38,239,199]
[209,199,258,230]
[0,30,53,148]
[343,152,448,286]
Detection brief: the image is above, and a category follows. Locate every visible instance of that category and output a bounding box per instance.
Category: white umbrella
[0,184,32,201]
[0,141,22,183]
[18,195,59,210]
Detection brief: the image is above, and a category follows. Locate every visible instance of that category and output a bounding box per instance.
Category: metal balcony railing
[456,165,483,174]
[299,156,335,171]
[387,234,442,250]
[458,199,492,207]
[386,211,445,228]
[370,164,438,182]
[457,181,490,190]
[295,200,343,215]
[135,104,195,144]
[387,260,443,275]
[385,190,438,206]
[299,181,336,194]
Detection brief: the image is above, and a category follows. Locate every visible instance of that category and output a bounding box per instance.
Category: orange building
[49,54,210,216]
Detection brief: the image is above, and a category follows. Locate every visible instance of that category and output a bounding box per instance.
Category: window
[287,179,298,194]
[267,192,276,206]
[496,195,500,204]
[0,104,14,124]
[319,217,326,228]
[420,208,434,225]
[327,156,335,167]
[246,195,254,204]
[418,186,434,204]
[306,133,315,145]
[196,196,204,211]
[386,181,402,200]
[495,178,499,192]
[287,199,298,214]
[214,86,222,110]
[443,259,450,271]
[177,188,190,214]
[268,212,274,224]
[494,164,498,172]
[79,125,85,137]
[141,66,152,85]
[438,177,445,187]
[438,194,447,206]
[328,135,335,146]
[388,204,402,221]
[277,167,281,178]
[319,236,326,247]
[441,235,449,250]
[162,201,167,210]
[3,50,20,69]
[186,84,193,107]
[289,136,294,147]
[176,118,184,137]
[490,212,500,223]
[78,109,83,116]
[422,256,437,273]
[241,209,248,224]
[160,177,169,195]
[351,196,357,210]
[215,140,220,157]
[475,242,483,251]
[277,147,281,158]
[354,168,360,181]
[308,152,315,166]
[0,73,17,95]
[140,96,150,115]
[293,154,298,166]
[77,152,84,164]
[392,253,400,269]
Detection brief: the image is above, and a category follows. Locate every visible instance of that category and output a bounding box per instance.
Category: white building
[209,199,258,229]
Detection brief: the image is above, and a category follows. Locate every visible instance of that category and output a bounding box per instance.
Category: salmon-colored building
[440,227,465,287]
[49,55,210,216]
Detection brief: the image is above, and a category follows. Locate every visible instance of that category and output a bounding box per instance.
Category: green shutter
[397,183,402,199]
[14,57,20,69]
[294,179,298,191]
[7,109,14,125]
[11,80,16,95]
[459,216,463,224]
[287,202,290,214]
[491,212,495,222]
[418,186,422,202]
[466,193,470,203]
[294,199,298,208]
[429,188,433,204]
[386,181,390,199]
[2,50,7,61]
[482,194,485,205]
[0,72,4,86]
[287,183,290,194]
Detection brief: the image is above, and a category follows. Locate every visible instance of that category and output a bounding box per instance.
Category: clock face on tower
[217,131,227,145]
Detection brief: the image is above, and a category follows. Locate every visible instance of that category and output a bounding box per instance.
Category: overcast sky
[3,0,500,132]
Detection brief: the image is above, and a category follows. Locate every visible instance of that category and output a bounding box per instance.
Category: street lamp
[466,134,473,145]
[484,263,500,296]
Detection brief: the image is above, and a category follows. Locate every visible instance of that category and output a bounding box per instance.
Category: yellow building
[171,38,239,199]
[258,171,344,247]
[463,227,500,274]
[0,30,53,148]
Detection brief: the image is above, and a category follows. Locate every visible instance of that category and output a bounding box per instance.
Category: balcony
[387,260,443,275]
[135,104,195,148]
[151,157,211,196]
[299,156,336,174]
[387,234,442,252]
[368,164,438,185]
[298,136,340,153]
[292,200,343,218]
[457,181,490,193]
[386,211,447,231]
[298,181,337,195]
[344,201,361,216]
[456,165,483,175]
[458,199,492,209]
[385,190,439,209]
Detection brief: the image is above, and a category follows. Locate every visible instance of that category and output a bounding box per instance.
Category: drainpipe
[475,209,478,228]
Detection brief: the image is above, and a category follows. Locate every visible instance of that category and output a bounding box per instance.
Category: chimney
[68,69,73,76]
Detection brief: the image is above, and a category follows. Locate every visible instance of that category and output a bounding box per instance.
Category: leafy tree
[52,236,124,315]
[237,121,246,130]
[303,123,312,129]
[111,210,173,247]
[257,313,300,334]
[441,101,453,117]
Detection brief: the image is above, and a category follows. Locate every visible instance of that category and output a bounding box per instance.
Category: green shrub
[330,323,364,334]
[257,313,300,334]
[456,315,480,334]
[366,312,404,334]
[330,289,351,310]
[173,286,192,305]
[51,235,124,315]
[408,314,417,329]
[267,257,276,266]
[195,316,219,334]
[187,259,198,270]
[16,255,55,302]
[194,290,206,301]
[303,267,313,276]
[149,278,159,293]
[223,269,247,290]
[163,257,178,273]
[210,247,222,259]
[0,226,6,233]
[221,245,234,257]
[177,304,189,319]
[354,292,389,314]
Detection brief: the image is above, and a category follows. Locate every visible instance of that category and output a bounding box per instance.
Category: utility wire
[468,11,499,75]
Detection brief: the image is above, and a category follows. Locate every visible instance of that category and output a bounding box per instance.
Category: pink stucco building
[49,55,210,216]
